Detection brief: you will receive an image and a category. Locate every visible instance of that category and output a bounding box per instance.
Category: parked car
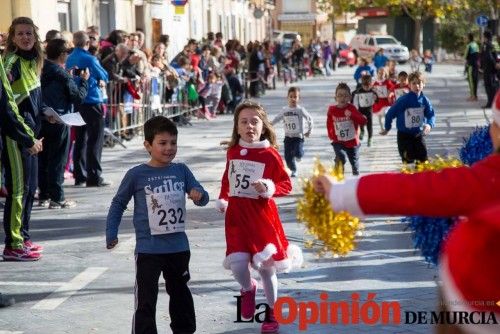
[273,30,301,57]
[349,34,409,63]
[337,42,356,67]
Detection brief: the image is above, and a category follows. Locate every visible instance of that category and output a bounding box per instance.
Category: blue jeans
[284,137,304,172]
[332,142,360,175]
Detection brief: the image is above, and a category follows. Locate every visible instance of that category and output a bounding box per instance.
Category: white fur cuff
[259,179,276,198]
[215,198,228,212]
[329,177,364,217]
[252,243,277,269]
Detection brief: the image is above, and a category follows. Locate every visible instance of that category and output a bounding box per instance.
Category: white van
[350,34,409,63]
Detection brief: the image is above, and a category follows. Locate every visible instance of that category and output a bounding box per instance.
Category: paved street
[0,64,492,334]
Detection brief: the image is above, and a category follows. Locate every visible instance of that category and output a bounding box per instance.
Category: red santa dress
[217,139,302,273]
[372,79,395,114]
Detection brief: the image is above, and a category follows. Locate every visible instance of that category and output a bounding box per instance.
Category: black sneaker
[49,200,76,209]
[86,181,111,187]
[74,181,86,187]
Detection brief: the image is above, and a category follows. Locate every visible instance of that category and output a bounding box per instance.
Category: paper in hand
[43,107,86,126]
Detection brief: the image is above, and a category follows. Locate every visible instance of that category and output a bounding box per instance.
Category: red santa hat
[493,89,500,126]
[439,204,500,333]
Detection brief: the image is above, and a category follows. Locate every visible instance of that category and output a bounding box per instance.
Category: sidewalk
[0,64,492,334]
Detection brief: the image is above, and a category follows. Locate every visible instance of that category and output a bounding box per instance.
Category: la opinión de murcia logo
[234,292,499,330]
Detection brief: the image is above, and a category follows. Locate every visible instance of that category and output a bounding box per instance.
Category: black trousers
[133,251,195,334]
[73,104,104,185]
[359,108,373,140]
[38,121,70,202]
[397,131,428,164]
[483,72,498,108]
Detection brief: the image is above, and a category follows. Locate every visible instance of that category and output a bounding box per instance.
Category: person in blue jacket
[380,71,435,163]
[353,56,375,88]
[373,48,389,70]
[66,30,109,187]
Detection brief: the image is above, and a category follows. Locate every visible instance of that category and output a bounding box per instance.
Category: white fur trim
[329,177,365,217]
[215,198,228,212]
[252,243,277,269]
[253,244,303,273]
[239,139,270,148]
[223,252,251,270]
[439,256,500,334]
[259,179,276,198]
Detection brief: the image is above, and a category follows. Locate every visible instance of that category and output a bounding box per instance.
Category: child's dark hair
[288,86,300,96]
[397,71,408,79]
[361,74,372,85]
[335,82,351,95]
[144,116,178,144]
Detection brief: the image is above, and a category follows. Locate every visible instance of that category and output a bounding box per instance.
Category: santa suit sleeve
[270,148,292,196]
[328,154,500,218]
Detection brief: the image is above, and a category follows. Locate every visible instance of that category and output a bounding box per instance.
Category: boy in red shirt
[326,82,367,175]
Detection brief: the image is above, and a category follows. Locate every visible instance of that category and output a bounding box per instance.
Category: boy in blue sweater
[380,71,435,163]
[106,115,209,334]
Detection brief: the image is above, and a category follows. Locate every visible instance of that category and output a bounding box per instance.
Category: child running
[327,83,367,175]
[352,74,378,147]
[381,71,435,164]
[216,100,302,334]
[106,116,209,334]
[391,71,410,103]
[372,66,395,131]
[271,87,313,177]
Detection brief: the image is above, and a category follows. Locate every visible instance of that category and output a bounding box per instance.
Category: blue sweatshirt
[106,162,209,254]
[66,48,108,105]
[353,65,375,83]
[384,91,436,135]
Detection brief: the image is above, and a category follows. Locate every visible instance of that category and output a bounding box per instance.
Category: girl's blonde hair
[224,100,278,149]
[5,17,44,75]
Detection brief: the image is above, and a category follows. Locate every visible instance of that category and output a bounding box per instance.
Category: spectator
[100,29,128,60]
[225,67,243,113]
[39,38,89,209]
[66,31,110,187]
[2,16,45,261]
[465,32,480,102]
[373,48,389,70]
[44,29,61,46]
[214,32,224,52]
[409,49,422,72]
[480,30,498,109]
[322,40,333,76]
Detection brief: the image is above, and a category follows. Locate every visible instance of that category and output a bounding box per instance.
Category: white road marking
[0,331,24,334]
[31,267,107,310]
[111,236,135,254]
[0,281,64,287]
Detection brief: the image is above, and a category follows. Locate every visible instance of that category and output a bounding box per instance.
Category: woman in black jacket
[39,38,89,209]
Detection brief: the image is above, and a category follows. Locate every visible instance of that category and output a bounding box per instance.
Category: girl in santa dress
[372,66,395,131]
[216,100,303,333]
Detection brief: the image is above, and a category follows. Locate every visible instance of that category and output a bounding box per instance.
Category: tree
[318,0,475,51]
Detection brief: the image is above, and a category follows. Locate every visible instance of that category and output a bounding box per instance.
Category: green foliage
[436,10,480,54]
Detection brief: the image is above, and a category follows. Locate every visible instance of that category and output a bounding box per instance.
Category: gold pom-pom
[401,156,463,174]
[296,158,363,257]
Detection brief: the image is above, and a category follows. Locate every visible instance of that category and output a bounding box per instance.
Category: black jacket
[41,59,88,115]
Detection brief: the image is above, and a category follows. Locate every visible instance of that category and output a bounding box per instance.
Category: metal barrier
[103,76,199,148]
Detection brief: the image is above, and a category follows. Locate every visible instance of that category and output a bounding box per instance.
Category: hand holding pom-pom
[297,158,363,257]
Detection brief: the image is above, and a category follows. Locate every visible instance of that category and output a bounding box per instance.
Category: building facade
[1,0,274,57]
[272,0,328,46]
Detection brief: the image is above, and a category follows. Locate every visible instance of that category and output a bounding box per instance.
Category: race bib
[404,107,425,128]
[358,93,375,107]
[146,190,186,235]
[228,159,265,199]
[374,85,389,98]
[335,120,356,141]
[283,115,301,135]
[394,88,408,100]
